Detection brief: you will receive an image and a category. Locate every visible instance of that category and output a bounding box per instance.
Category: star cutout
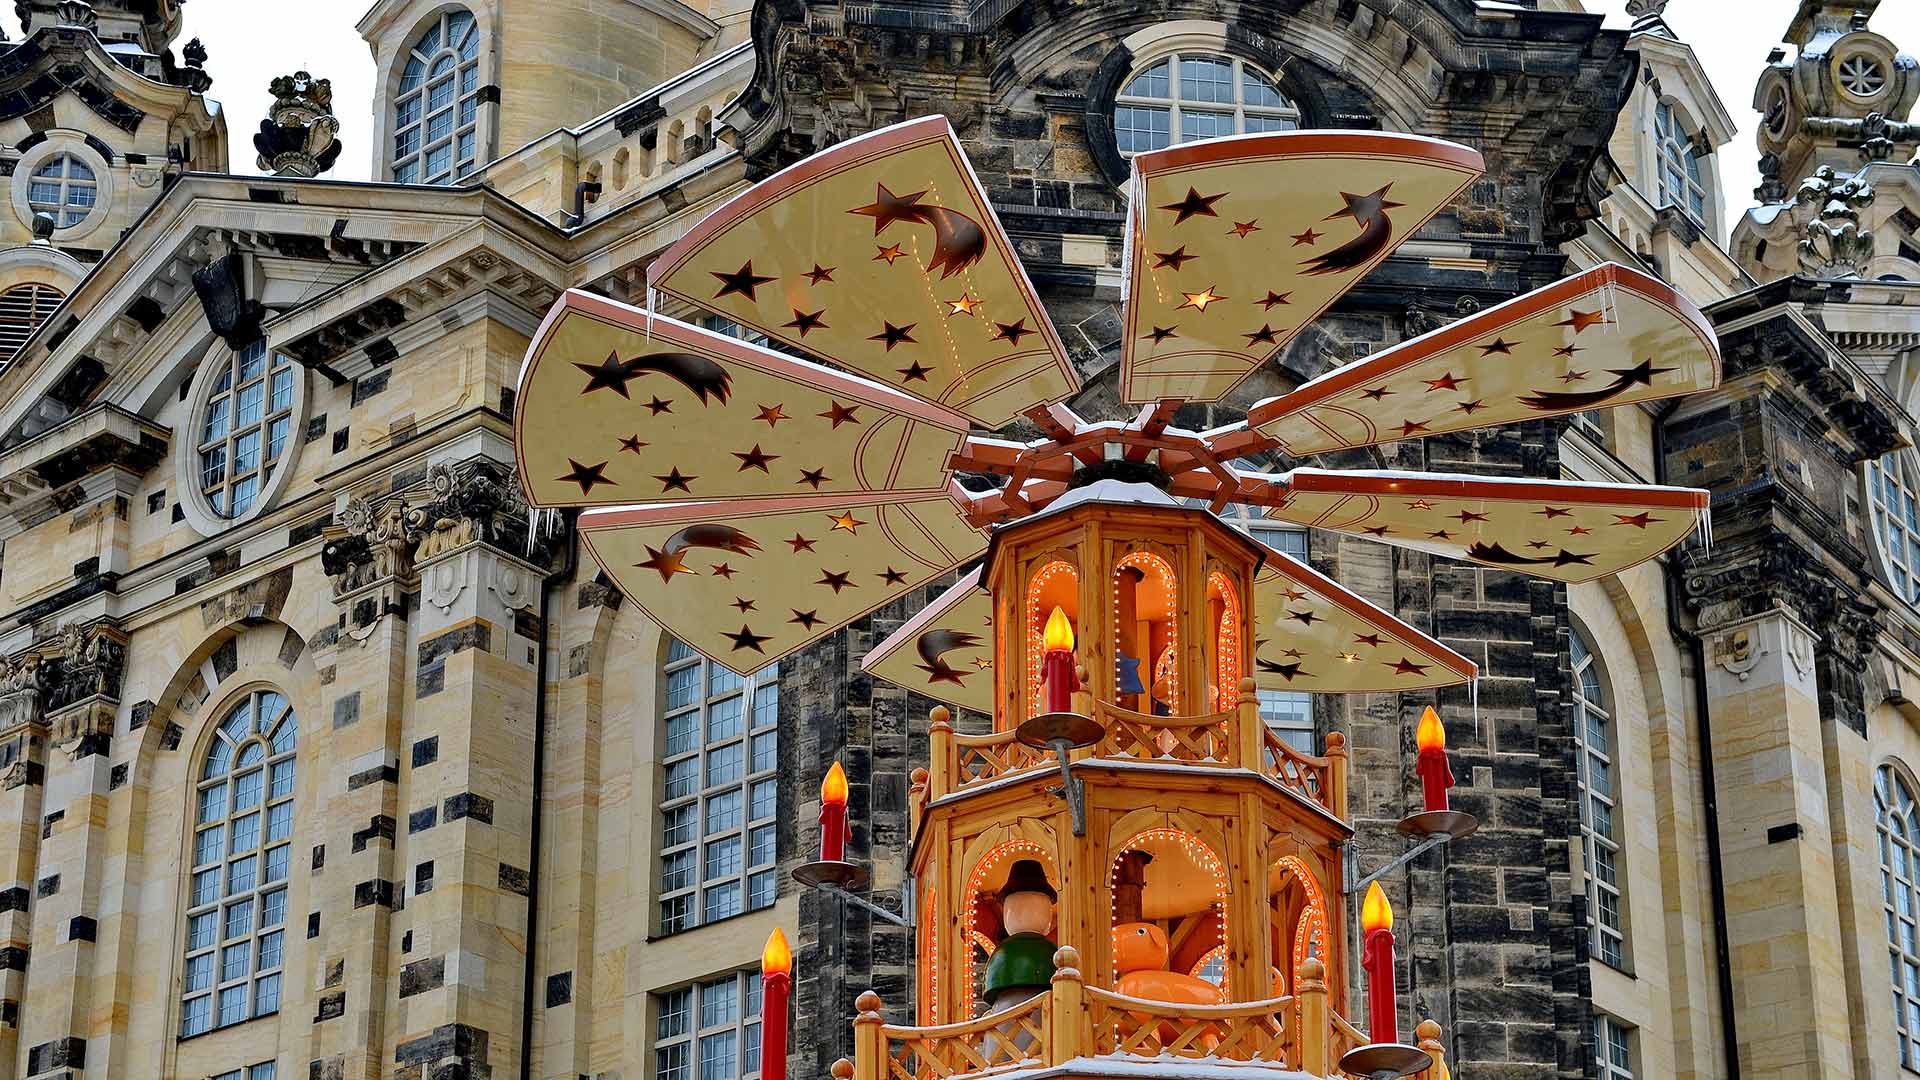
[1178,286,1227,313]
[711,261,775,301]
[816,568,855,593]
[879,567,909,586]
[1159,186,1225,224]
[1360,386,1393,401]
[1455,398,1487,415]
[828,510,867,534]
[1454,510,1489,523]
[1338,652,1362,663]
[797,467,830,489]
[1536,506,1572,518]
[1552,550,1597,567]
[574,352,644,397]
[1398,420,1430,437]
[1609,359,1676,387]
[819,400,861,427]
[786,534,817,553]
[1264,661,1310,682]
[992,319,1035,346]
[644,396,673,415]
[1427,529,1454,540]
[897,360,933,382]
[1361,525,1392,537]
[972,658,992,670]
[1389,657,1431,676]
[1555,308,1608,333]
[1325,185,1405,223]
[869,321,917,351]
[1287,609,1321,625]
[1424,372,1465,392]
[654,467,696,493]
[1526,540,1551,550]
[1229,220,1261,237]
[1476,338,1518,356]
[557,459,613,494]
[1290,227,1321,246]
[874,243,907,264]
[711,563,738,579]
[789,609,822,629]
[1567,525,1593,536]
[1244,324,1281,346]
[1354,633,1386,648]
[803,264,836,285]
[783,308,828,336]
[1405,500,1433,511]
[1281,648,1305,659]
[947,294,983,316]
[1153,246,1198,271]
[1560,370,1589,383]
[732,444,779,473]
[755,404,789,427]
[849,183,929,232]
[731,597,757,612]
[1554,344,1583,358]
[723,625,771,653]
[1142,325,1179,344]
[1258,290,1292,309]
[617,434,647,454]
[634,546,692,582]
[1613,512,1661,529]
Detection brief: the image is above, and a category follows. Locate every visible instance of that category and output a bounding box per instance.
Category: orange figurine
[1113,923,1225,1006]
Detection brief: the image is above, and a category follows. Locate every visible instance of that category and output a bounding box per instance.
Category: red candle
[1361,882,1398,1044]
[1042,606,1076,713]
[819,761,850,862]
[1415,706,1455,813]
[760,928,792,1080]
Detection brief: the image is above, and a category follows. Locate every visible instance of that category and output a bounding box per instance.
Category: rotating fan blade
[1121,131,1485,404]
[1241,262,1720,453]
[1256,468,1709,583]
[515,291,972,509]
[578,492,985,668]
[648,116,1079,427]
[1252,539,1475,693]
[861,565,994,712]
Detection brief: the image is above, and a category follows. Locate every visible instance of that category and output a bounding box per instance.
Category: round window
[183,340,306,527]
[27,155,96,228]
[9,141,112,241]
[1113,52,1298,156]
[1838,53,1889,100]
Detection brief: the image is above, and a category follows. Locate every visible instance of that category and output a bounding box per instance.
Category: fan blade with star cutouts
[577,492,985,668]
[647,116,1079,427]
[859,565,995,713]
[1251,539,1475,694]
[515,290,973,509]
[1243,469,1709,585]
[1120,131,1485,404]
[1225,262,1719,454]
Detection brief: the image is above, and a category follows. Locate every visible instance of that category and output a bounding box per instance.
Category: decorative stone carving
[335,494,426,588]
[0,652,46,733]
[1803,110,1920,162]
[254,70,342,178]
[55,0,94,29]
[1794,165,1876,277]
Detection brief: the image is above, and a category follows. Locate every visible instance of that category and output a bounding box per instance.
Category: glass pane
[187,911,217,950]
[710,666,744,696]
[703,882,741,922]
[192,867,221,907]
[198,783,228,823]
[263,843,289,883]
[271,368,294,412]
[415,20,441,55]
[708,696,744,741]
[396,94,421,128]
[750,870,776,910]
[180,994,211,1037]
[270,761,296,802]
[224,901,253,940]
[663,805,693,847]
[228,854,258,894]
[1179,56,1233,102]
[222,941,250,982]
[658,988,691,1038]
[705,790,742,832]
[394,161,419,184]
[237,342,265,382]
[707,742,743,786]
[218,984,247,1025]
[667,712,697,756]
[261,887,287,928]
[428,108,454,143]
[271,717,296,755]
[1180,110,1232,142]
[185,952,214,993]
[258,928,285,970]
[1123,59,1170,97]
[750,779,775,821]
[232,475,259,516]
[751,731,777,773]
[234,430,260,473]
[750,825,775,866]
[195,825,225,867]
[705,835,742,878]
[202,398,230,445]
[699,1031,738,1080]
[658,1043,689,1080]
[702,978,740,1025]
[662,849,694,892]
[234,767,264,810]
[1114,106,1171,154]
[1243,68,1289,108]
[1243,113,1298,133]
[665,758,697,801]
[237,382,264,426]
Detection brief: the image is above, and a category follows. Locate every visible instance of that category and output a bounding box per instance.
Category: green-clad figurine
[982,859,1057,1012]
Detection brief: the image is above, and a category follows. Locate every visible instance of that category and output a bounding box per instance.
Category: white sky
[174,0,1920,212]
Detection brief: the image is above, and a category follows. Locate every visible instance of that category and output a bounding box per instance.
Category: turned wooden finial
[929,706,952,731]
[1325,731,1346,753]
[910,767,928,788]
[1238,675,1258,701]
[1415,1018,1441,1044]
[855,990,884,1016]
[831,1059,855,1080]
[1297,956,1326,987]
[1052,945,1081,972]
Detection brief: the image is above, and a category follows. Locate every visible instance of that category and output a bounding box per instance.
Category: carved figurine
[982,860,1057,1012]
[1113,922,1225,1006]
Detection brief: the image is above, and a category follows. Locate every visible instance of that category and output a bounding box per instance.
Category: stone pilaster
[0,664,48,1080]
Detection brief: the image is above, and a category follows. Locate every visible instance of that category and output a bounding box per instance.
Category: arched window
[391,9,482,184]
[1869,454,1920,606]
[658,639,778,934]
[27,154,96,228]
[196,340,298,519]
[1878,764,1920,1068]
[182,689,297,1037]
[1571,628,1626,968]
[0,282,64,367]
[1653,101,1706,223]
[1114,53,1299,155]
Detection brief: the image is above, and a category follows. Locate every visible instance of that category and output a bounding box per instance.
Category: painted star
[1553,550,1597,567]
[786,534,817,553]
[789,609,822,629]
[819,400,861,427]
[1264,661,1310,682]
[711,563,738,579]
[644,396,673,415]
[557,459,613,494]
[1613,512,1661,529]
[1281,648,1305,659]
[1289,227,1321,246]
[1455,399,1487,415]
[803,263,836,285]
[754,404,789,427]
[1560,370,1589,383]
[711,261,775,301]
[874,243,907,264]
[653,467,696,493]
[848,183,929,232]
[827,510,867,534]
[1555,309,1608,333]
[1526,540,1552,550]
[1424,372,1465,392]
[1153,246,1198,271]
[1142,325,1179,344]
[1159,186,1226,224]
[1229,220,1262,238]
[816,568,855,593]
[634,546,692,582]
[1608,359,1676,387]
[1567,525,1593,536]
[1338,652,1362,664]
[723,625,771,654]
[947,294,983,316]
[731,597,757,612]
[992,319,1035,347]
[879,567,909,586]
[869,321,917,351]
[1536,506,1572,519]
[1360,386,1393,401]
[1354,633,1386,647]
[1278,585,1308,602]
[1388,657,1431,676]
[1287,609,1322,625]
[1398,420,1430,437]
[1427,529,1455,540]
[617,434,647,454]
[732,444,779,473]
[897,360,933,382]
[1178,286,1227,313]
[1476,338,1518,356]
[1325,185,1405,223]
[972,658,992,670]
[1258,291,1292,309]
[574,352,644,397]
[1554,344,1584,358]
[797,467,830,489]
[1405,500,1434,511]
[1454,510,1489,523]
[783,308,828,337]
[1244,324,1281,346]
[1361,525,1392,537]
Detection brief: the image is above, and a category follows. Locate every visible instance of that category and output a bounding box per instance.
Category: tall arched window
[1877,763,1920,1068]
[391,9,482,184]
[0,282,64,367]
[1654,101,1706,223]
[1571,628,1626,968]
[1869,454,1920,606]
[1113,53,1299,155]
[182,690,297,1037]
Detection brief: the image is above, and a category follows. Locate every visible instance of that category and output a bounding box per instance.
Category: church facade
[0,0,1907,1079]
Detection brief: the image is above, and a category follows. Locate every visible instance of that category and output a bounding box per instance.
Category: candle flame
[1416,706,1446,753]
[1362,881,1393,933]
[762,927,793,976]
[1043,606,1074,651]
[821,760,848,807]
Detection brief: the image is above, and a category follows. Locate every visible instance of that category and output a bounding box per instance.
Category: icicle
[1471,676,1480,742]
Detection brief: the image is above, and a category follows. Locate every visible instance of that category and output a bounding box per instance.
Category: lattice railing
[1085,985,1293,1063]
[1261,727,1340,815]
[874,993,1046,1080]
[1091,701,1239,766]
[950,729,1051,789]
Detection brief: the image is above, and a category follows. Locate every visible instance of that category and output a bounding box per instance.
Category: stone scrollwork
[1794,165,1876,278]
[326,460,559,600]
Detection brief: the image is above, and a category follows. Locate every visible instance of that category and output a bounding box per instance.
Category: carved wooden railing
[862,988,1046,1080]
[1261,726,1346,818]
[1084,985,1292,1063]
[952,729,1052,789]
[1091,700,1239,766]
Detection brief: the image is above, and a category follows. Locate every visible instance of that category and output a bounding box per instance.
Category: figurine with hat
[982,859,1058,1013]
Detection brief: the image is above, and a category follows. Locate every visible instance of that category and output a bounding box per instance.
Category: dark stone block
[314,991,345,1022]
[347,764,398,791]
[279,628,306,668]
[311,845,325,871]
[35,875,57,899]
[332,428,349,454]
[351,815,396,853]
[129,700,153,730]
[419,622,492,667]
[413,737,439,768]
[305,414,329,444]
[211,638,238,681]
[351,369,390,405]
[0,887,29,912]
[399,955,445,998]
[443,792,493,824]
[72,731,109,759]
[307,912,319,939]
[409,806,437,833]
[333,692,360,729]
[395,1022,489,1066]
[352,879,396,909]
[66,916,94,942]
[417,661,445,699]
[0,947,27,971]
[25,1037,83,1074]
[499,863,531,896]
[415,861,434,894]
[41,811,61,839]
[546,971,572,1007]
